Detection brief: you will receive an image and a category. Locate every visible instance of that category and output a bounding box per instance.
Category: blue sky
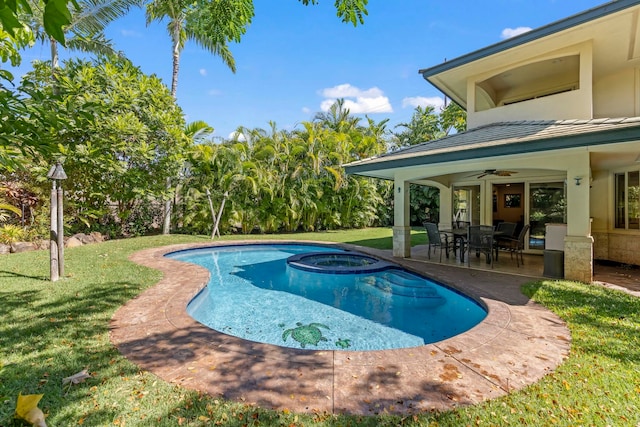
[15,0,606,139]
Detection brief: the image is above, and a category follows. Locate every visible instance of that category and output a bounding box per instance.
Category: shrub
[0,224,25,244]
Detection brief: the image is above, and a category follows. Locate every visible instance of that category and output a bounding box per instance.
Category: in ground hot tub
[286,251,395,274]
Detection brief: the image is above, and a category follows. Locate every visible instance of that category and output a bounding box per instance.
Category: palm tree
[313,98,361,133]
[22,0,138,75]
[145,0,253,97]
[146,0,253,234]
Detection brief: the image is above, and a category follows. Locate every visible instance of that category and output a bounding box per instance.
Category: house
[344,0,640,282]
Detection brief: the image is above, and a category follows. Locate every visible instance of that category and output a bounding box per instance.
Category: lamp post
[47,162,67,281]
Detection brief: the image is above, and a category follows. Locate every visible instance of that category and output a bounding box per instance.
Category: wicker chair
[494,222,518,260]
[496,224,530,267]
[424,222,454,262]
[466,225,495,268]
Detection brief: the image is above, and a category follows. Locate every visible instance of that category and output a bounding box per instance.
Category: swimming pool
[168,244,487,351]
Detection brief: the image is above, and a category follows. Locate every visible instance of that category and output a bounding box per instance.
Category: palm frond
[66,32,123,58]
[73,0,143,35]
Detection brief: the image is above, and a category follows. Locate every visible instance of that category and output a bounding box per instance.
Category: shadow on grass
[0,276,150,425]
[523,280,640,363]
[0,270,50,281]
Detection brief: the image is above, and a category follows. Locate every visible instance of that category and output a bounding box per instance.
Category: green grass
[1,229,638,426]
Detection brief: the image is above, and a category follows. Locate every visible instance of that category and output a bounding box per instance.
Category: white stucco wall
[468,90,592,129]
[593,68,638,118]
[589,169,609,232]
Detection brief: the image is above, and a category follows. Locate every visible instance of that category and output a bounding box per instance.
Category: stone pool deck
[109,241,571,415]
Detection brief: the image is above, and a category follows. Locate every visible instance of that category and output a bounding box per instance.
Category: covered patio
[344,118,640,283]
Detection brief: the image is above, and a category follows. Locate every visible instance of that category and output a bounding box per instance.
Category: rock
[65,236,83,248]
[10,242,38,253]
[89,231,105,242]
[36,240,50,250]
[71,233,94,244]
[0,244,10,254]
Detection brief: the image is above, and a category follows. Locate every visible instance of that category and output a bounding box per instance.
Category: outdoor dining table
[442,227,504,263]
[441,228,469,261]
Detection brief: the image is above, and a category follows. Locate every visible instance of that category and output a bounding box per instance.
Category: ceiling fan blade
[465,169,517,179]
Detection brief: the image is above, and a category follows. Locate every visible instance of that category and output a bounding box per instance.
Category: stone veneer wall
[593,231,640,266]
[564,236,593,283]
[592,232,609,261]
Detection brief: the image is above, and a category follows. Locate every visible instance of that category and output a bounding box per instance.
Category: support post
[57,184,64,277]
[50,181,59,282]
[393,179,411,258]
[47,161,67,282]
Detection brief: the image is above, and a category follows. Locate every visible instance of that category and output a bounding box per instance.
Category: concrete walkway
[110,240,571,415]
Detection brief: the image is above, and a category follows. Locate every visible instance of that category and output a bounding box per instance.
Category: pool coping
[109,240,571,415]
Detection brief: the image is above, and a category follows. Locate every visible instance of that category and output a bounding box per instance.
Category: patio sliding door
[528,182,567,250]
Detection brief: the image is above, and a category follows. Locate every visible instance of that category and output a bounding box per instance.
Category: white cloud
[120,29,141,37]
[402,96,444,109]
[301,106,311,114]
[501,26,532,39]
[207,89,221,96]
[227,131,246,141]
[199,69,207,76]
[318,83,392,114]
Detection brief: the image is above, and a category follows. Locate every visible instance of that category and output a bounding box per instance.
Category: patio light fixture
[47,161,67,281]
[574,176,583,186]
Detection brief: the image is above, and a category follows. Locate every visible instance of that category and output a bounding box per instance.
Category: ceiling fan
[468,169,517,179]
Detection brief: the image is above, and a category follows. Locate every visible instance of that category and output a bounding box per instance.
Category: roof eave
[344,125,640,176]
[419,0,640,93]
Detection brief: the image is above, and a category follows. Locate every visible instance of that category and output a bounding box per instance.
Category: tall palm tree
[145,0,253,97]
[146,0,253,233]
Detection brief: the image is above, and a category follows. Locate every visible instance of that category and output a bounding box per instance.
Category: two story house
[345,0,640,282]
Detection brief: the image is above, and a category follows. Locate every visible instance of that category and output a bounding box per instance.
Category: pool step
[367,272,446,303]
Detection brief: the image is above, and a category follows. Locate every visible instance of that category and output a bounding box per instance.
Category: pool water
[168,244,487,351]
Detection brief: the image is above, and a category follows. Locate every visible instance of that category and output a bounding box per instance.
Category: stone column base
[392,226,411,258]
[564,235,594,283]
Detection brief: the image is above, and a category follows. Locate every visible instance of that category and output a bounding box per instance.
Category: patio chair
[496,224,530,267]
[466,225,494,268]
[424,222,454,262]
[494,222,518,260]
[453,220,471,229]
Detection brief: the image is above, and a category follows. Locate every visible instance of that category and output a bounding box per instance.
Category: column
[393,179,411,258]
[439,188,453,231]
[565,151,593,282]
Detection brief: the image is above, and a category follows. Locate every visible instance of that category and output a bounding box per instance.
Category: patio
[370,242,640,296]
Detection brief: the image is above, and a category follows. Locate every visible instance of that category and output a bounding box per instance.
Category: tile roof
[345,117,640,171]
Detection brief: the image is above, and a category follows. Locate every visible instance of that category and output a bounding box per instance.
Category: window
[529,182,566,250]
[615,171,640,229]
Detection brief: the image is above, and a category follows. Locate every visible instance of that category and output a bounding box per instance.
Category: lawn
[1,229,638,426]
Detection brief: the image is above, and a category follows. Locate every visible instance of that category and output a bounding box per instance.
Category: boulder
[0,244,10,254]
[65,236,83,248]
[89,231,105,242]
[11,242,38,253]
[71,233,94,244]
[35,240,50,250]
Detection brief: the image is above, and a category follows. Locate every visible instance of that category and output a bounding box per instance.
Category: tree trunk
[162,177,171,235]
[163,35,181,235]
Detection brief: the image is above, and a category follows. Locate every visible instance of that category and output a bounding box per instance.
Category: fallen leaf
[63,369,91,385]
